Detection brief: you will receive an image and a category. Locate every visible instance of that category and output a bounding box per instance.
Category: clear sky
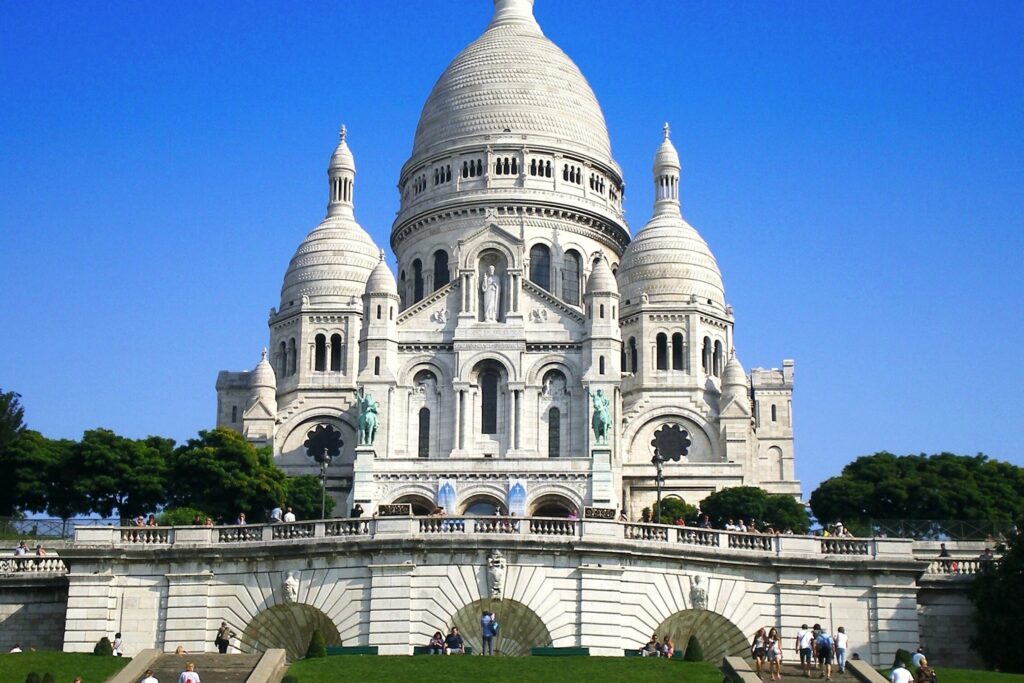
[1,1,1021,496]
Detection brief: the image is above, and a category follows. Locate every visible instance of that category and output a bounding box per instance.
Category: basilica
[215,0,799,518]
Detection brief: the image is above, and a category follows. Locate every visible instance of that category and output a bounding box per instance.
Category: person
[203,517,213,527]
[766,627,783,681]
[567,509,579,521]
[351,503,364,518]
[834,626,848,674]
[698,514,711,529]
[428,630,445,655]
[235,513,246,526]
[725,519,736,531]
[14,540,28,556]
[889,661,913,683]
[979,547,995,563]
[269,504,283,523]
[915,663,937,683]
[796,623,813,677]
[141,668,159,683]
[751,627,767,677]
[178,662,201,683]
[639,633,659,656]
[215,621,235,654]
[283,507,296,523]
[814,625,834,681]
[112,632,124,656]
[9,643,22,653]
[736,519,747,532]
[174,645,189,655]
[640,509,652,523]
[35,544,46,556]
[147,514,158,526]
[480,610,497,655]
[134,516,146,527]
[444,626,465,655]
[937,543,958,572]
[659,635,674,658]
[911,647,927,668]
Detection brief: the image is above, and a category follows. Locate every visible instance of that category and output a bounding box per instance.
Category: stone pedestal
[590,447,615,507]
[352,445,377,512]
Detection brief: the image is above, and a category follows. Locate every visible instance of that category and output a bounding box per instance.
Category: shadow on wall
[238,603,342,661]
[0,588,68,652]
[654,609,748,662]
[451,598,552,656]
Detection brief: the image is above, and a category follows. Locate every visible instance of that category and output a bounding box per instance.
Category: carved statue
[689,574,707,611]
[301,294,310,306]
[480,265,500,322]
[543,374,566,398]
[487,550,507,599]
[356,387,379,446]
[587,388,611,444]
[283,571,299,603]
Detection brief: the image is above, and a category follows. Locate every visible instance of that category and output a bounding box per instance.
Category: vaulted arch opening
[459,494,506,516]
[391,494,435,516]
[450,598,553,656]
[529,493,577,518]
[652,608,748,663]
[239,603,341,661]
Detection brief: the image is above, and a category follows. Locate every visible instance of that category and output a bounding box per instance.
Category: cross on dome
[339,124,347,142]
[663,122,670,140]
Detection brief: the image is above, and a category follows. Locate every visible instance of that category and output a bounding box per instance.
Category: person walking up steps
[177,662,200,683]
[796,624,813,678]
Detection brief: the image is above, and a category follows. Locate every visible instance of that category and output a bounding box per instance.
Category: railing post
[262,525,274,542]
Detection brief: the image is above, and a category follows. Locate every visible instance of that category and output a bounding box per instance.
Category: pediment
[244,397,275,420]
[457,221,524,270]
[521,279,585,327]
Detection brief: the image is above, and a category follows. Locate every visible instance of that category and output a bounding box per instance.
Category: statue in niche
[480,265,500,322]
[416,373,437,396]
[430,308,448,325]
[356,386,379,446]
[301,294,310,306]
[690,574,708,611]
[543,373,566,398]
[487,550,507,599]
[587,388,611,444]
[283,571,299,603]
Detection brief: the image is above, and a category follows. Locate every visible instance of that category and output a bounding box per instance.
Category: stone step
[147,653,263,683]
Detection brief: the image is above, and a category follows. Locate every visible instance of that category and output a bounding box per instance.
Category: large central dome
[409,0,614,167]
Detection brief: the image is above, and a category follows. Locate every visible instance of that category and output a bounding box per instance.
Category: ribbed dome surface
[249,349,277,390]
[280,216,380,308]
[365,254,398,296]
[410,1,614,166]
[617,212,726,308]
[585,256,618,295]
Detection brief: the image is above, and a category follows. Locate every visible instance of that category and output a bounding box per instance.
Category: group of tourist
[137,661,200,683]
[888,647,938,683]
[637,633,675,658]
[426,611,500,655]
[784,624,851,681]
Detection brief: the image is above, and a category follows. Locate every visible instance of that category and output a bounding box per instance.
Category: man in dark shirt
[445,626,465,655]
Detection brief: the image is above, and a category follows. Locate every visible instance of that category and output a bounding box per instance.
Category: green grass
[286,656,721,683]
[0,652,129,683]
[933,668,1024,683]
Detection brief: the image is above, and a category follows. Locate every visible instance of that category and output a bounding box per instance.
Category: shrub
[683,634,704,661]
[157,506,208,526]
[41,674,55,683]
[305,629,326,658]
[24,674,41,683]
[93,636,113,656]
[282,676,299,683]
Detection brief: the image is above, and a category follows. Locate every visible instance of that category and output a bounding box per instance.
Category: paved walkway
[146,653,263,683]
[747,661,857,682]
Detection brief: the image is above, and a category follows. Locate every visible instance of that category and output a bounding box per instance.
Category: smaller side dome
[249,348,277,390]
[722,352,746,388]
[365,251,398,296]
[585,255,618,296]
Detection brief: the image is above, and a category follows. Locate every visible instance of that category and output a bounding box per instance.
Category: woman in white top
[834,626,849,673]
[178,662,200,683]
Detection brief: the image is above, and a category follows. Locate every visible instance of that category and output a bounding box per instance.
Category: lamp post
[319,455,332,519]
[651,453,666,524]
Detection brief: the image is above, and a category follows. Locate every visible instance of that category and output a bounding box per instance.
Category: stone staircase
[145,653,263,683]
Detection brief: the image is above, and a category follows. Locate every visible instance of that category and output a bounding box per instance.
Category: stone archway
[239,603,341,660]
[653,608,748,662]
[450,598,552,656]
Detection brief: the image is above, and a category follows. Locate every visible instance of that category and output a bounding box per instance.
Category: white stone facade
[215,0,799,518]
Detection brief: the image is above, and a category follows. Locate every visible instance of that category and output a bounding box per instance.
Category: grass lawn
[932,669,1024,683]
[287,656,721,683]
[0,652,129,683]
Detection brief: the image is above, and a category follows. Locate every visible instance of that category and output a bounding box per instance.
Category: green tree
[286,475,335,520]
[658,497,698,525]
[305,629,326,658]
[0,389,26,454]
[64,429,170,522]
[169,427,287,523]
[970,522,1024,673]
[683,634,704,661]
[0,430,59,515]
[699,486,809,533]
[810,452,1024,531]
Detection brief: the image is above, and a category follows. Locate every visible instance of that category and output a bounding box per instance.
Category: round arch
[391,494,435,516]
[653,608,748,663]
[460,350,518,383]
[524,354,579,386]
[461,237,520,271]
[450,598,553,656]
[459,493,506,516]
[239,603,341,661]
[529,493,577,518]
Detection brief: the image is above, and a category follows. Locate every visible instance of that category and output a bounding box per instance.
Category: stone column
[368,562,416,655]
[164,571,213,653]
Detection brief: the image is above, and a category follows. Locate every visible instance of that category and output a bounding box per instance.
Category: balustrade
[272,522,315,540]
[926,558,987,576]
[820,538,870,555]
[624,523,669,542]
[326,520,368,537]
[529,518,577,536]
[419,518,466,534]
[470,517,522,534]
[120,527,171,544]
[727,532,775,552]
[218,525,262,543]
[0,557,67,575]
[676,528,718,546]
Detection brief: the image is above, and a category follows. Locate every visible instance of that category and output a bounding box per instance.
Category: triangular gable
[521,279,586,326]
[243,397,275,421]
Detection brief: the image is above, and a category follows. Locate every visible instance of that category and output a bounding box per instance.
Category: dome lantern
[328,124,356,218]
[653,122,681,215]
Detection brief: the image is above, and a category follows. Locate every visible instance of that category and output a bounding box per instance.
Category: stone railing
[72,518,918,562]
[925,558,991,576]
[0,557,67,575]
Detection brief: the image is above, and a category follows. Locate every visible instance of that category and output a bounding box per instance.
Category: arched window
[548,407,560,458]
[599,304,605,318]
[672,333,684,371]
[702,337,712,374]
[287,338,297,376]
[565,250,581,305]
[462,161,469,178]
[433,251,449,290]
[599,355,606,375]
[529,244,550,291]
[620,342,627,372]
[330,334,342,372]
[713,340,723,377]
[314,334,326,372]
[373,357,380,376]
[656,333,668,370]
[476,159,483,176]
[412,259,424,302]
[771,404,777,422]
[277,341,287,377]
[629,337,638,374]
[480,368,499,435]
[376,304,381,320]
[418,407,430,458]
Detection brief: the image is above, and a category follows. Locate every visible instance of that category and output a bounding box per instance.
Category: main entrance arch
[654,608,748,662]
[450,598,552,656]
[239,603,341,660]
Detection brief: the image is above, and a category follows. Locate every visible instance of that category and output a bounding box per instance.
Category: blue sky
[1,1,1021,495]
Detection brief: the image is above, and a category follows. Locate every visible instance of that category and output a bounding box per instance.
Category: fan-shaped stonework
[654,609,748,663]
[239,603,341,660]
[450,598,552,656]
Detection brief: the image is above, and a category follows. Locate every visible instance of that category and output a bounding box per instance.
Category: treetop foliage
[698,486,810,533]
[0,389,26,454]
[970,522,1024,672]
[810,452,1024,527]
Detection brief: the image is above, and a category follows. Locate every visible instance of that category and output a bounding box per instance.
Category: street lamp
[651,453,667,524]
[649,424,692,525]
[319,456,332,520]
